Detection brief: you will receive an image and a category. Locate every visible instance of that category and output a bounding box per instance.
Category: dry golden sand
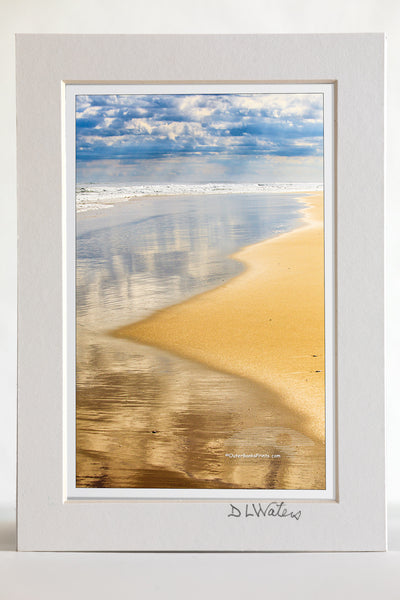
[114,193,325,443]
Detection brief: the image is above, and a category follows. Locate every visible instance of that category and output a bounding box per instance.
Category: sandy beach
[114,192,325,445]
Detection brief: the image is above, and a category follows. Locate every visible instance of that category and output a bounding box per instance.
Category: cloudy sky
[75,93,324,184]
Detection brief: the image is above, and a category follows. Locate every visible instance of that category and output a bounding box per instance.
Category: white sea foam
[75,182,323,213]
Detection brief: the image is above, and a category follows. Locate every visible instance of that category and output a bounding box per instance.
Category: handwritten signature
[227,502,301,520]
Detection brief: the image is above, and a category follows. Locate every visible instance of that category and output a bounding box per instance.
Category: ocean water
[75,190,326,490]
[76,182,323,213]
[76,192,305,327]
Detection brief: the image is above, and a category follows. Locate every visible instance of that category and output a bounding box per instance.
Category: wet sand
[114,193,325,444]
[76,338,325,490]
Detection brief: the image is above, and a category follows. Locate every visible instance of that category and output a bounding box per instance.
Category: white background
[0,1,399,595]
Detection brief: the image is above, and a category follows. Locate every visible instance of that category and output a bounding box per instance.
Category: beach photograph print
[73,85,332,493]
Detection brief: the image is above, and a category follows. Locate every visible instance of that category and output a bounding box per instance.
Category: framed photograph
[68,82,334,502]
[16,34,386,551]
